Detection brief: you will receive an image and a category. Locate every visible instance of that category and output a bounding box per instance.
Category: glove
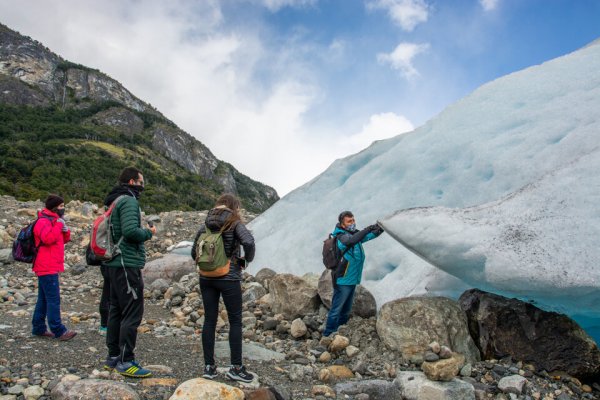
[368,224,384,235]
[57,218,68,232]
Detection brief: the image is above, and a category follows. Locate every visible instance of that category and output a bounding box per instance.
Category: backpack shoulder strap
[335,232,353,256]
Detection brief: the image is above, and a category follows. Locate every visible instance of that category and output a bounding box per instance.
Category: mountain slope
[0,23,278,213]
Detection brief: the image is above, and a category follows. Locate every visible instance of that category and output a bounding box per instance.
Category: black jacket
[191,206,255,281]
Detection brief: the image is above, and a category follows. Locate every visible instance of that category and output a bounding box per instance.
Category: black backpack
[322,233,351,270]
[12,215,51,263]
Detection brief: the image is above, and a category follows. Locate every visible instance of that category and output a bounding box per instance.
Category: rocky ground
[0,195,599,400]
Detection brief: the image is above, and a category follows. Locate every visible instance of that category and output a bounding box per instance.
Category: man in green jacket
[102,167,156,378]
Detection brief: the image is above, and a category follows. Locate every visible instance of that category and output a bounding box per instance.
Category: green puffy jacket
[103,195,152,269]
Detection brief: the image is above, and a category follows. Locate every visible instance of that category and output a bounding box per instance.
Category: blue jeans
[32,274,66,337]
[323,284,356,336]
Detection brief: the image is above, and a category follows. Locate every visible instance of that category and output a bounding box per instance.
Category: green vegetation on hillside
[0,103,272,213]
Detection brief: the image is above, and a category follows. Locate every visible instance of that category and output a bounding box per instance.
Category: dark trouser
[200,279,243,366]
[32,274,67,337]
[106,267,144,362]
[99,265,111,327]
[323,284,356,336]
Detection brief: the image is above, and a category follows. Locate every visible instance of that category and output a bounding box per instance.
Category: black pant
[99,265,111,327]
[106,267,144,362]
[200,279,243,366]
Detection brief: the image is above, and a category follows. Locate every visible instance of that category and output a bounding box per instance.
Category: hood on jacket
[104,185,136,207]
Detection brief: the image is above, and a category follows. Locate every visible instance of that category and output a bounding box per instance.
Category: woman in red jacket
[31,195,77,341]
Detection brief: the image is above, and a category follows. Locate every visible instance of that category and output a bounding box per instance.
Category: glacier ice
[248,39,600,341]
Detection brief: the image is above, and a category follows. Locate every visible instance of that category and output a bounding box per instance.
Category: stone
[51,378,140,400]
[169,378,244,399]
[214,341,285,362]
[142,254,196,285]
[319,351,332,363]
[290,318,307,338]
[317,270,377,318]
[140,378,178,387]
[149,279,170,294]
[311,385,336,398]
[329,335,350,352]
[335,379,402,399]
[7,385,23,395]
[243,388,277,400]
[498,375,528,395]
[325,365,354,380]
[376,296,480,364]
[0,249,12,263]
[459,288,600,380]
[242,282,267,303]
[425,351,440,362]
[346,345,360,357]
[22,385,44,400]
[421,353,466,381]
[269,274,320,319]
[429,341,441,353]
[254,268,277,288]
[395,371,475,400]
[439,345,453,359]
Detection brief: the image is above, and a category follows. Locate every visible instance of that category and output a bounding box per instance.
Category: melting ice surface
[249,39,600,342]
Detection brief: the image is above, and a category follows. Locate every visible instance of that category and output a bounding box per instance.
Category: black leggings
[200,279,243,366]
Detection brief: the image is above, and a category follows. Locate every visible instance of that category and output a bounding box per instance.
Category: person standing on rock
[101,167,156,378]
[191,193,256,383]
[31,194,77,341]
[323,210,383,337]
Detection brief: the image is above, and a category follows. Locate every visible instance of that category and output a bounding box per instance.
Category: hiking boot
[115,360,152,378]
[202,364,218,379]
[226,365,254,383]
[33,331,55,338]
[57,330,77,341]
[103,356,119,371]
[98,326,107,336]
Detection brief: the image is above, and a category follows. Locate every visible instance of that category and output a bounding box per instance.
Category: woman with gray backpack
[191,193,256,383]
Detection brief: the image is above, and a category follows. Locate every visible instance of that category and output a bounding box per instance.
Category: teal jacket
[333,224,381,285]
[103,195,152,269]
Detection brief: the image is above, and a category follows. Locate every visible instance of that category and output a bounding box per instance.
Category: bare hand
[149,226,157,235]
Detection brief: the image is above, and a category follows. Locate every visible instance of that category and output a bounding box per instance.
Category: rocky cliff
[0,23,278,212]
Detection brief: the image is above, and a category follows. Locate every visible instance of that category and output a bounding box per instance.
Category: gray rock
[497,375,528,395]
[149,278,170,293]
[142,253,195,285]
[242,282,267,303]
[51,378,140,400]
[335,379,402,399]
[269,274,320,320]
[377,296,480,364]
[214,341,285,362]
[0,249,12,263]
[395,371,475,400]
[254,268,277,288]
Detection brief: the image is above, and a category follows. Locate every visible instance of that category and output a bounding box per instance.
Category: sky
[1,0,600,195]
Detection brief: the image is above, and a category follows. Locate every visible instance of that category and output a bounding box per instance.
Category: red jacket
[32,209,71,276]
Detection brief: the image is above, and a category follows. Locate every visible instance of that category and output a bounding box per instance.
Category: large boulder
[269,273,320,320]
[376,297,480,364]
[52,378,140,400]
[459,288,600,380]
[169,378,244,400]
[317,270,377,318]
[254,268,277,288]
[142,253,196,285]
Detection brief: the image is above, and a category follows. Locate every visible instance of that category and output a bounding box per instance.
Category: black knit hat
[45,195,64,211]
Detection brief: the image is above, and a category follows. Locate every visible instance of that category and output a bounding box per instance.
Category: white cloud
[377,42,430,79]
[479,0,499,11]
[345,112,414,152]
[367,0,430,31]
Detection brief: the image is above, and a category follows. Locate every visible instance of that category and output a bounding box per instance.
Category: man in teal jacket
[323,211,383,336]
[102,167,156,378]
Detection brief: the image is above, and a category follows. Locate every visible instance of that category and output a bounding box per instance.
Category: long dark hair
[214,193,241,231]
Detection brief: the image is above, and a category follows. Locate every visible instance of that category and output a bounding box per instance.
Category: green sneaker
[115,360,152,378]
